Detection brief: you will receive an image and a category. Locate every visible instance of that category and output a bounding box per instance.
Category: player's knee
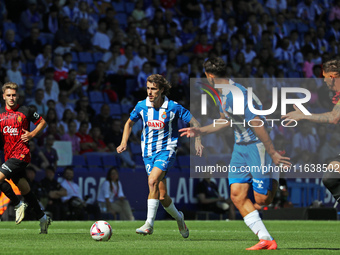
[148,177,159,189]
[230,192,245,207]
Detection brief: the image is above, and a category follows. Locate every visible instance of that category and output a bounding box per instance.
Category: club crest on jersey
[20,154,25,158]
[3,126,18,135]
[161,111,167,119]
[17,116,22,122]
[147,120,165,130]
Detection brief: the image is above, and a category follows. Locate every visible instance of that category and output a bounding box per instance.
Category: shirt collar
[5,104,19,112]
[146,96,169,109]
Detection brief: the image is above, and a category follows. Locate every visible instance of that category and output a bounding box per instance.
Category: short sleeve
[102,181,111,199]
[28,106,42,125]
[130,103,142,122]
[178,104,192,123]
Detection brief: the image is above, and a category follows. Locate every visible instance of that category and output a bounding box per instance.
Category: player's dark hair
[2,82,18,93]
[147,74,171,96]
[203,57,227,78]
[322,58,340,75]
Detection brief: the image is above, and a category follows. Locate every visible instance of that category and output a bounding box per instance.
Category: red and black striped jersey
[0,104,42,162]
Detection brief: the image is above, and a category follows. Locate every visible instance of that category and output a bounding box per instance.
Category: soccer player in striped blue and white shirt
[180,58,291,250]
[117,74,203,237]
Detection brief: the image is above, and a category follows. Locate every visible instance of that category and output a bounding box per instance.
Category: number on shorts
[146,164,151,174]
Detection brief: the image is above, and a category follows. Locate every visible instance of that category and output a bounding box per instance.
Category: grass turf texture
[0,220,339,254]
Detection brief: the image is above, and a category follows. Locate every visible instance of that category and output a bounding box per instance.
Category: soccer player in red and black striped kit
[283,58,340,207]
[0,82,51,233]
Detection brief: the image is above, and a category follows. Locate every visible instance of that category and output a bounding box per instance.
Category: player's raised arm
[282,104,340,125]
[117,118,135,153]
[251,116,291,167]
[21,117,47,143]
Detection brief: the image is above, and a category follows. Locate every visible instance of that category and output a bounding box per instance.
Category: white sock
[39,214,47,222]
[146,199,159,227]
[163,201,182,221]
[244,210,273,241]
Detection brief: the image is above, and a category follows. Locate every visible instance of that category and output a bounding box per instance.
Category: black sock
[0,181,20,206]
[23,191,44,220]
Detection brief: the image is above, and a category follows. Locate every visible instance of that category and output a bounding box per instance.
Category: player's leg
[0,162,27,224]
[322,160,340,206]
[253,179,278,206]
[159,179,189,238]
[230,183,277,250]
[16,177,51,233]
[136,166,165,235]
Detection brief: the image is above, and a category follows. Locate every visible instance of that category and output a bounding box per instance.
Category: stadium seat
[87,63,96,73]
[109,103,122,116]
[177,55,190,66]
[102,154,118,167]
[112,2,125,12]
[133,155,144,166]
[92,103,103,115]
[130,143,142,155]
[73,167,88,173]
[121,104,133,114]
[155,54,163,63]
[88,166,105,172]
[78,51,93,63]
[71,51,79,63]
[86,153,103,167]
[177,155,190,167]
[3,22,17,33]
[125,2,135,14]
[72,155,86,166]
[296,23,309,33]
[93,52,104,63]
[125,78,137,97]
[88,91,105,103]
[115,13,128,28]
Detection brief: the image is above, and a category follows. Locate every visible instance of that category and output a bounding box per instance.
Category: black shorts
[0,158,28,185]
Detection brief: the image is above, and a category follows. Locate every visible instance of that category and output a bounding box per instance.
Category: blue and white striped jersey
[130,96,192,158]
[220,80,269,144]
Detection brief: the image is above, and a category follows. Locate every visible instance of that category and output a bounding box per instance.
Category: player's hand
[116,143,127,153]
[21,129,33,142]
[179,127,202,138]
[271,151,291,168]
[195,139,204,157]
[281,105,304,125]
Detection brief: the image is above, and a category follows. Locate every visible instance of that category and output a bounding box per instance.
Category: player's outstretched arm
[189,116,204,157]
[117,118,135,153]
[251,117,291,167]
[282,104,340,125]
[180,114,231,138]
[21,118,47,143]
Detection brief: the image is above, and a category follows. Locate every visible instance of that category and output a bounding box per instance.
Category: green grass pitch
[0,220,339,254]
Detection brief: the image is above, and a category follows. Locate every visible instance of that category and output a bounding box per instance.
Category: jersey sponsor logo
[3,126,19,135]
[1,163,12,172]
[146,120,165,130]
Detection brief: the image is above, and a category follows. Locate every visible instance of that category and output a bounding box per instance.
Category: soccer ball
[90,221,112,241]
